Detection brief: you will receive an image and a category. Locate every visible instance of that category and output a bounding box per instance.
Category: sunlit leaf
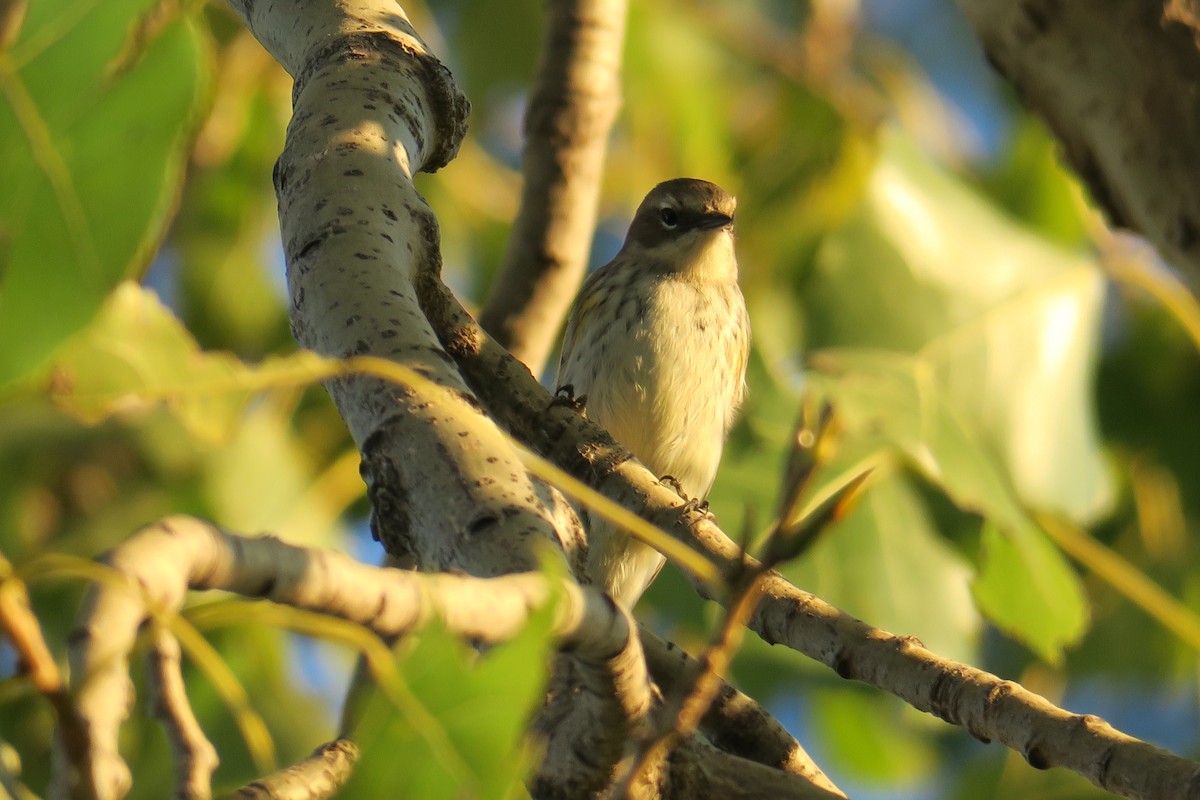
[48,282,330,442]
[0,0,209,386]
[788,465,980,664]
[809,351,1089,662]
[813,688,939,786]
[809,128,1113,522]
[343,610,555,800]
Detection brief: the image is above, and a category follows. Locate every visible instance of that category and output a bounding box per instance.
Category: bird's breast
[570,276,747,500]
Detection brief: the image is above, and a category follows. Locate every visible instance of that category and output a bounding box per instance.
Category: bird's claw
[658,474,686,496]
[657,475,712,516]
[550,384,587,414]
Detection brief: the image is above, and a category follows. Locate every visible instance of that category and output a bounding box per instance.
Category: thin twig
[0,553,97,800]
[145,624,219,800]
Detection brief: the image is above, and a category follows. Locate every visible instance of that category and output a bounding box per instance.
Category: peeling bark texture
[958,0,1200,282]
[479,0,627,374]
[224,0,585,577]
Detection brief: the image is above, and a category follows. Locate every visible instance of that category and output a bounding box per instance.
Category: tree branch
[479,0,627,374]
[958,0,1200,283]
[226,0,587,581]
[222,739,358,800]
[425,277,1200,800]
[666,738,843,800]
[0,557,97,800]
[640,630,844,795]
[145,626,219,800]
[52,517,655,800]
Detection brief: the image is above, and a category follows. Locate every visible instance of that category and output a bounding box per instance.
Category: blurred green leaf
[971,521,1088,666]
[344,610,554,800]
[813,688,939,786]
[978,116,1090,247]
[788,466,980,664]
[0,0,209,386]
[809,128,1112,522]
[810,351,1088,662]
[48,282,330,442]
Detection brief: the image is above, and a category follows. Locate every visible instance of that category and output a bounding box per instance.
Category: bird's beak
[695,212,733,231]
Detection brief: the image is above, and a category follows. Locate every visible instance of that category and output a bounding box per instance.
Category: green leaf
[0,0,209,386]
[809,128,1113,523]
[785,466,980,665]
[344,609,555,800]
[809,352,1089,662]
[48,282,330,442]
[812,687,939,786]
[972,521,1092,667]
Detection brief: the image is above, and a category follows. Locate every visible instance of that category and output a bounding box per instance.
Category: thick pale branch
[54,517,644,800]
[225,0,585,577]
[222,739,359,800]
[958,0,1200,283]
[480,0,627,374]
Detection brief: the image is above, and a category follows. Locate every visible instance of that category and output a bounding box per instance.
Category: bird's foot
[658,475,714,518]
[687,497,714,519]
[658,474,686,497]
[550,384,587,414]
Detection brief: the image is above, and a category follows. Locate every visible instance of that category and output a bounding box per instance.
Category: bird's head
[623,178,738,280]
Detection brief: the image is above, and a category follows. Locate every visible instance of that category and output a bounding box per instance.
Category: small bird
[557,178,751,607]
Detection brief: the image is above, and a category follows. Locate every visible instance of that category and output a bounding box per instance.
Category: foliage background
[2,0,1199,798]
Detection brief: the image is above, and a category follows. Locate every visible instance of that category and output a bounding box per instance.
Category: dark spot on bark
[344,168,364,177]
[383,208,398,221]
[1025,745,1049,770]
[297,237,325,259]
[381,330,396,339]
[466,515,498,535]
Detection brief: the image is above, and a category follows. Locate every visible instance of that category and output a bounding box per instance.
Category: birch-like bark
[224,739,359,800]
[479,0,627,374]
[225,0,585,578]
[426,280,1200,800]
[52,518,649,800]
[958,0,1200,283]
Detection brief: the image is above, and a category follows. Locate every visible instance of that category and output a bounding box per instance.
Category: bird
[557,178,751,607]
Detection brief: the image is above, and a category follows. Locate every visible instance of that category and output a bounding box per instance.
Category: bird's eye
[659,207,678,229]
